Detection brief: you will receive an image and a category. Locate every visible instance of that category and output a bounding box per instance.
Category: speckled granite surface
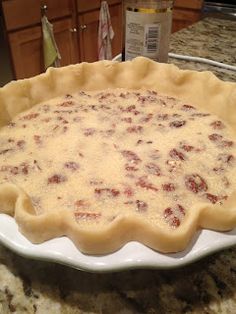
[1,245,236,313]
[169,17,236,82]
[1,17,236,314]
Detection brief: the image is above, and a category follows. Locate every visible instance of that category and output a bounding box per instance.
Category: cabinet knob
[80,25,87,30]
[69,28,77,33]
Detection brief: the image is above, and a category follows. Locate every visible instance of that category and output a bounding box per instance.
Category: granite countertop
[169,17,236,82]
[1,17,236,314]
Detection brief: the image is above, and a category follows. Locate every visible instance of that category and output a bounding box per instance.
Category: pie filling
[0,88,236,233]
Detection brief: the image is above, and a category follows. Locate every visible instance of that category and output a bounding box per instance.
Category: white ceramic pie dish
[0,213,236,272]
[1,58,236,269]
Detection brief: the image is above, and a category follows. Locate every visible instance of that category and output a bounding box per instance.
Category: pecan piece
[48,174,67,184]
[185,174,208,193]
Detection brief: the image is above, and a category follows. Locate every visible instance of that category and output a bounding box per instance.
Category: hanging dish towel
[98,1,114,60]
[41,15,61,69]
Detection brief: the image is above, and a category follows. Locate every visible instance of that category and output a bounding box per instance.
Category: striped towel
[98,1,114,60]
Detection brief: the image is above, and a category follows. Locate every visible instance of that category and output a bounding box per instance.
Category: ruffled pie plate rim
[0,213,236,272]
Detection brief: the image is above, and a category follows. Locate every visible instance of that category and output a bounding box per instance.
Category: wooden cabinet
[78,10,100,62]
[2,0,122,79]
[2,0,78,79]
[172,0,203,33]
[3,0,73,31]
[2,0,204,79]
[8,18,78,79]
[9,25,43,79]
[54,18,78,67]
[110,3,122,58]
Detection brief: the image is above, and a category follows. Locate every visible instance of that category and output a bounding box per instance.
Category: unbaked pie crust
[0,57,236,254]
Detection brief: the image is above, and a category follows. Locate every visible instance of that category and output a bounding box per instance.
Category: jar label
[125,9,172,62]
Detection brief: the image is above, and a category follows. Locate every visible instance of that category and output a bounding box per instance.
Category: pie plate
[0,213,236,272]
[1,58,236,271]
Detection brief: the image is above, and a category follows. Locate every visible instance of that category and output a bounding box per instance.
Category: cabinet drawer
[173,9,201,23]
[2,0,73,31]
[77,0,101,13]
[106,0,122,5]
[77,0,121,13]
[174,0,203,10]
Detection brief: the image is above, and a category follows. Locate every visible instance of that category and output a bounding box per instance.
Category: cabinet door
[2,0,73,31]
[109,3,122,58]
[78,10,100,62]
[54,18,79,67]
[172,0,203,33]
[78,4,122,62]
[9,25,43,79]
[172,9,202,33]
[9,18,78,79]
